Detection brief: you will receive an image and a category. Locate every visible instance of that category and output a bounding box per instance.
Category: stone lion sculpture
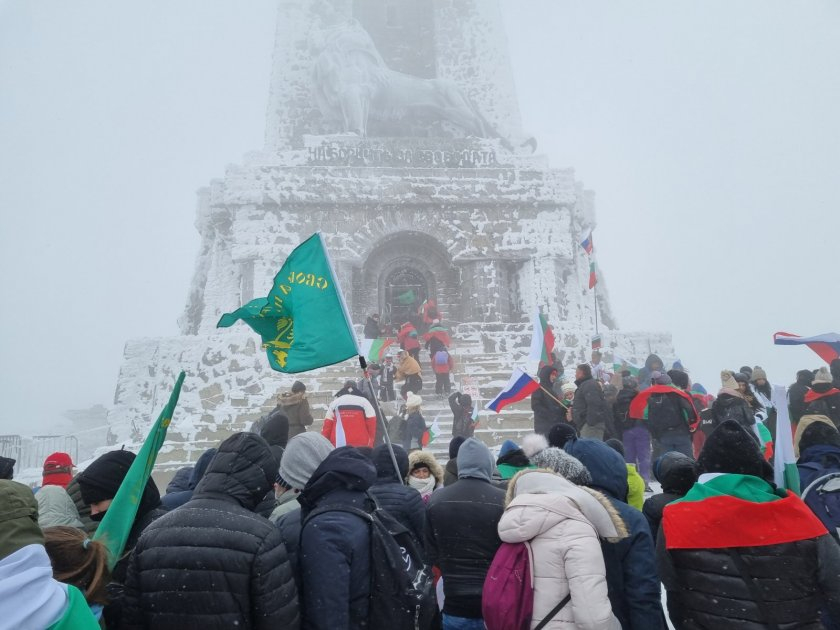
[310,19,499,140]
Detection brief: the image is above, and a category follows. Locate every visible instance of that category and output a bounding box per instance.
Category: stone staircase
[151,330,537,487]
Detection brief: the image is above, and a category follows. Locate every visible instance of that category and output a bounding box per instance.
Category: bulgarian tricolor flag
[588,258,598,289]
[359,337,396,362]
[422,414,442,447]
[772,384,800,494]
[528,309,555,366]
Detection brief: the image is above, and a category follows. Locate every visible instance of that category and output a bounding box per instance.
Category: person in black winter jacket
[253,411,291,517]
[363,313,381,339]
[790,368,815,424]
[572,364,613,440]
[531,364,567,436]
[160,447,217,511]
[711,371,757,440]
[426,438,505,627]
[165,466,193,494]
[642,451,699,543]
[657,420,840,629]
[564,437,666,629]
[367,444,426,544]
[122,432,299,629]
[298,447,377,630]
[806,367,840,428]
[76,448,167,628]
[443,435,466,485]
[450,391,476,438]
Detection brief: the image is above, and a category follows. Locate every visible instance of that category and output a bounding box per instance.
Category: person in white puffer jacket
[497,468,627,630]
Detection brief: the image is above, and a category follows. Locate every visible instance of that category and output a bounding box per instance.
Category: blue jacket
[564,438,666,629]
[298,447,376,630]
[161,448,217,511]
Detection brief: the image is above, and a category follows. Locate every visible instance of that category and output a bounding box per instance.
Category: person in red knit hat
[35,452,84,529]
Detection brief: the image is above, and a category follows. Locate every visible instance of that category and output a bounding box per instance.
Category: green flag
[92,371,185,570]
[217,233,359,372]
[397,289,416,305]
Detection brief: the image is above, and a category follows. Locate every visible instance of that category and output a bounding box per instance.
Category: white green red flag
[359,337,396,362]
[528,310,555,366]
[772,384,800,494]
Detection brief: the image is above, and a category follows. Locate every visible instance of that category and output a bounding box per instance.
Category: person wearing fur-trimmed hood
[498,469,626,629]
[407,449,444,504]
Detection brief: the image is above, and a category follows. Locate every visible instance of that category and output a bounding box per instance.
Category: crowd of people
[2,355,840,629]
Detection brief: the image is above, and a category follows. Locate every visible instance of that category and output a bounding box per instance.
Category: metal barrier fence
[0,434,79,475]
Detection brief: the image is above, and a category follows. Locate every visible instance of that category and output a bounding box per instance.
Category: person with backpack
[299,446,435,630]
[368,444,426,543]
[797,421,840,541]
[426,438,506,629]
[433,347,455,395]
[637,371,695,458]
[658,420,840,629]
[563,438,666,629]
[489,469,625,629]
[806,367,840,428]
[709,370,754,430]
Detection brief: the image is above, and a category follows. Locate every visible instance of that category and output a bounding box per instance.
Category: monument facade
[108,0,673,458]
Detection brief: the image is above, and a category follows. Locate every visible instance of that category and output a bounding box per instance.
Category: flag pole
[318,232,403,483]
[594,284,599,335]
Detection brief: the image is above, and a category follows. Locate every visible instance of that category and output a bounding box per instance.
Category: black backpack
[646,393,687,438]
[304,497,437,630]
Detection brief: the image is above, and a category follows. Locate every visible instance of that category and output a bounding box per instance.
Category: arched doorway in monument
[354,231,461,331]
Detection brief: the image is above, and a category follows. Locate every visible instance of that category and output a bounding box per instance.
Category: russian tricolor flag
[486,368,540,413]
[773,331,840,364]
[581,232,594,255]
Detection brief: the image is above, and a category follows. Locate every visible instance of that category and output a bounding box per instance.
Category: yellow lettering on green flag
[217,233,359,372]
[92,371,185,570]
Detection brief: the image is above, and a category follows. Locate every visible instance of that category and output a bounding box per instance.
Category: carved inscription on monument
[307,143,498,168]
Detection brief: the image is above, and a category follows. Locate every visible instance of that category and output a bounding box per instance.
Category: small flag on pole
[581,232,594,255]
[486,368,541,413]
[93,371,185,570]
[588,259,598,289]
[217,233,360,373]
[422,414,442,446]
[773,332,840,364]
[528,310,556,367]
[772,384,800,494]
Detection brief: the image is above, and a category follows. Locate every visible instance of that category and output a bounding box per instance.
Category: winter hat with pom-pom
[521,434,549,459]
[813,367,833,385]
[719,370,741,396]
[405,392,422,410]
[531,447,592,486]
[548,423,577,449]
[560,382,577,395]
[750,366,768,382]
[697,420,773,480]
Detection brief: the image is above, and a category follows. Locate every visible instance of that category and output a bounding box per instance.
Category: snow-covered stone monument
[109,0,673,466]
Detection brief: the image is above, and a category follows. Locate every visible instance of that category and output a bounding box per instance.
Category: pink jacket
[498,470,626,630]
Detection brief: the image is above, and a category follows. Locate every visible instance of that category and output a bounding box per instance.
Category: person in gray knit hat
[532,447,593,486]
[269,432,333,523]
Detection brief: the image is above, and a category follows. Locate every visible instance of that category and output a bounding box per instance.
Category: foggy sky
[1,1,838,435]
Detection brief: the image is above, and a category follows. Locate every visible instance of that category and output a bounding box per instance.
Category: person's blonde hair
[43,526,111,605]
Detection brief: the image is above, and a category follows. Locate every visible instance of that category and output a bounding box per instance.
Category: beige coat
[396,355,422,379]
[498,469,626,630]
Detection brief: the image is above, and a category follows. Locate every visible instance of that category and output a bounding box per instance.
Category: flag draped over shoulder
[772,384,800,494]
[773,331,840,364]
[92,371,185,570]
[217,233,359,373]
